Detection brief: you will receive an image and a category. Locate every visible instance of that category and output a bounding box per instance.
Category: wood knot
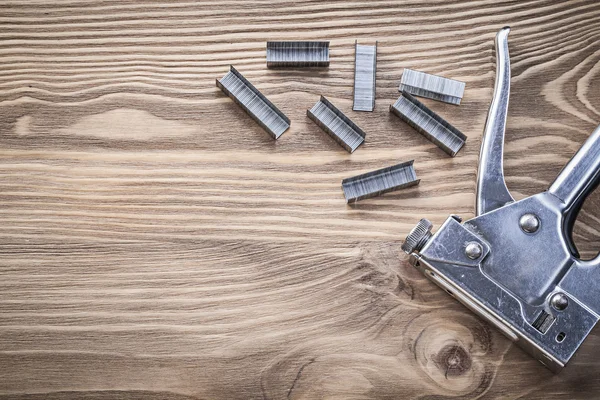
[404,312,506,394]
[434,344,472,377]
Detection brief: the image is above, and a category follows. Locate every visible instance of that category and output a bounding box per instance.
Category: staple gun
[402,27,600,371]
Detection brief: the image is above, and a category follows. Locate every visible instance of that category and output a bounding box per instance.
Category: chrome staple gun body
[402,27,600,372]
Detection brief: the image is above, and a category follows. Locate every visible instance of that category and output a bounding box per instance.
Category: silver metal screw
[551,293,568,311]
[519,213,540,233]
[465,242,483,260]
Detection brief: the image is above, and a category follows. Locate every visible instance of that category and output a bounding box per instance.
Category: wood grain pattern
[1,1,599,398]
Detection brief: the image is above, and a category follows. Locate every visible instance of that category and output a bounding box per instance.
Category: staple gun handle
[478,26,600,263]
[549,125,600,214]
[555,125,600,312]
[476,27,515,216]
[549,124,600,260]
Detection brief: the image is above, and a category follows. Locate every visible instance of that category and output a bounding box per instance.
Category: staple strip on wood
[390,92,466,157]
[307,96,366,153]
[266,41,330,67]
[342,161,420,203]
[216,66,290,139]
[399,68,465,105]
[353,42,377,112]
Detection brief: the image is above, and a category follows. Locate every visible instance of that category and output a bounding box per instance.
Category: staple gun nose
[403,26,600,372]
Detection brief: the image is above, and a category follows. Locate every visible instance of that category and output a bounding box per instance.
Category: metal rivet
[551,293,568,311]
[519,213,540,233]
[465,242,483,260]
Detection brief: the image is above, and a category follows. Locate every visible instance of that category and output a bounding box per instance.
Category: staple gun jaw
[403,26,600,372]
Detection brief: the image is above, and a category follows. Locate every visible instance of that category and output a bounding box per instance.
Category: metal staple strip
[353,41,377,112]
[266,41,330,68]
[390,92,466,157]
[342,161,420,203]
[216,66,290,139]
[307,96,366,153]
[399,68,465,105]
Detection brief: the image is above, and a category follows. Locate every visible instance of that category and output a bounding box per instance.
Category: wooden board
[1,1,599,398]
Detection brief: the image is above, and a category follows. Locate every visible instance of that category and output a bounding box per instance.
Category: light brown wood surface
[1,1,600,399]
